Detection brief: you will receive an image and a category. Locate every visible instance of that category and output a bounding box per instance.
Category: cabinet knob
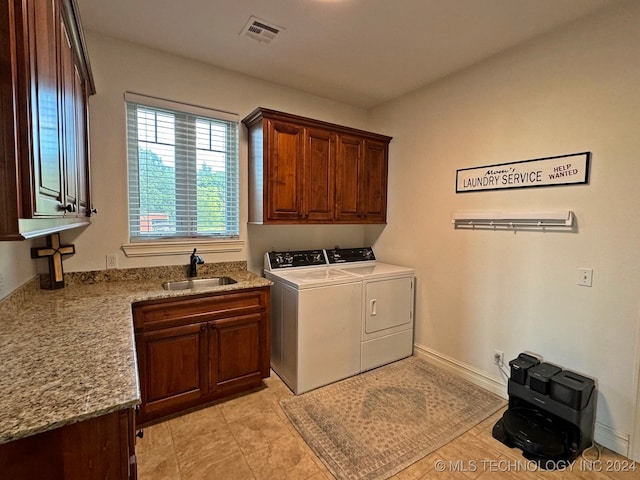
[60,203,76,213]
[136,429,144,439]
[210,323,216,330]
[87,207,97,217]
[201,324,207,331]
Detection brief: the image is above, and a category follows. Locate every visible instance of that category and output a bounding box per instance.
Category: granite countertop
[0,263,271,445]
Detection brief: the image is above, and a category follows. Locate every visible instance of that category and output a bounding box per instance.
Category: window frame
[124,92,240,249]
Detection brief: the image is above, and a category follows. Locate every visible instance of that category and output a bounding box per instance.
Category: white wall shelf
[452,210,574,230]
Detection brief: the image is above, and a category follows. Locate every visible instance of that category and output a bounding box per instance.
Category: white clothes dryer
[328,251,415,372]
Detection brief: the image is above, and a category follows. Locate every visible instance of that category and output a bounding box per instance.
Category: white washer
[335,262,415,372]
[265,251,362,394]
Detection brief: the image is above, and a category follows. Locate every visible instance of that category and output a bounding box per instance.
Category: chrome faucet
[188,248,204,277]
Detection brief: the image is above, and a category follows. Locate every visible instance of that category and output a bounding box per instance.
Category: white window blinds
[125,93,239,240]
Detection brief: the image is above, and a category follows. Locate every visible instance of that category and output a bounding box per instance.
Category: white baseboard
[413,344,631,458]
[413,344,508,399]
[595,421,630,458]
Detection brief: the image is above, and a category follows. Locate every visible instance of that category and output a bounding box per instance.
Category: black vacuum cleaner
[492,353,596,469]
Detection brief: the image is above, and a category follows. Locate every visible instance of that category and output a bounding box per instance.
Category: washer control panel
[265,249,327,270]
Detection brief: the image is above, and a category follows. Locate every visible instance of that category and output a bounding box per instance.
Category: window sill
[122,239,244,257]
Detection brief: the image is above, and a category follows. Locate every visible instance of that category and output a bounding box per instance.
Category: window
[125,93,239,241]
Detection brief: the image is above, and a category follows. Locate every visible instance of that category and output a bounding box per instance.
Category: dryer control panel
[326,247,376,264]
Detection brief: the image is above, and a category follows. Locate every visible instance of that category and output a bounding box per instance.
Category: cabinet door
[136,323,208,420]
[335,134,363,222]
[336,136,388,223]
[304,127,335,221]
[361,139,388,223]
[266,120,305,221]
[59,17,78,213]
[56,12,90,217]
[127,408,138,480]
[73,64,90,216]
[210,313,265,392]
[25,0,64,216]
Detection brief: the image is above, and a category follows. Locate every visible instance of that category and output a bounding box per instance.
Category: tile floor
[137,372,637,479]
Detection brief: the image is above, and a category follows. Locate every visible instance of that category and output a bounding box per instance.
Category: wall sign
[456,152,590,193]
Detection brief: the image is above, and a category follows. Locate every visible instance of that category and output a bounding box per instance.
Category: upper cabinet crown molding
[242,107,392,143]
[0,0,95,241]
[242,108,391,225]
[60,0,96,95]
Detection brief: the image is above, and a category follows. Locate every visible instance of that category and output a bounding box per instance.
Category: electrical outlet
[106,254,118,269]
[493,349,504,366]
[577,267,593,287]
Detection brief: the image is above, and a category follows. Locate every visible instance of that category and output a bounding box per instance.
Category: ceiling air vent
[240,16,283,44]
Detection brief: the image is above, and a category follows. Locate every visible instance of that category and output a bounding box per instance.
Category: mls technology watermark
[433,458,638,473]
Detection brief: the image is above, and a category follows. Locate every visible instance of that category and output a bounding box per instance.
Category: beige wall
[367,1,640,455]
[0,242,36,299]
[1,0,639,458]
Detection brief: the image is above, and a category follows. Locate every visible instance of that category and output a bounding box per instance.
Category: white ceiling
[76,0,619,108]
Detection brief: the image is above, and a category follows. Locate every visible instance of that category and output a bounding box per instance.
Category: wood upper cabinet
[243,108,390,224]
[132,287,270,426]
[27,0,63,216]
[0,0,95,240]
[333,135,389,223]
[260,120,335,222]
[266,120,305,221]
[73,62,90,215]
[335,135,362,222]
[304,127,336,221]
[60,14,90,217]
[60,16,78,211]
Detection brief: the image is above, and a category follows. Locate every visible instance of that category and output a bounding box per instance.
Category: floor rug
[280,356,506,480]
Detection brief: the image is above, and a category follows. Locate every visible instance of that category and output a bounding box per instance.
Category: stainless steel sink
[162,277,237,291]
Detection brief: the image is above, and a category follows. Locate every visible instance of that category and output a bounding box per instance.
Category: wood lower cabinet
[136,323,209,417]
[133,287,270,425]
[212,313,265,391]
[0,408,137,480]
[243,107,391,224]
